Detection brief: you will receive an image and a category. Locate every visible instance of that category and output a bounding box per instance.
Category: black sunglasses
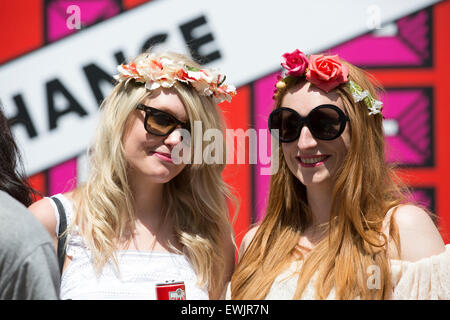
[268,104,349,142]
[136,104,191,136]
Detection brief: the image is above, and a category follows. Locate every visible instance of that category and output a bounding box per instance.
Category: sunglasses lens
[269,109,301,142]
[308,107,342,140]
[145,111,177,136]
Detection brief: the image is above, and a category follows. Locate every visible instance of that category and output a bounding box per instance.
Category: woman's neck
[129,174,165,229]
[121,174,181,252]
[306,182,334,229]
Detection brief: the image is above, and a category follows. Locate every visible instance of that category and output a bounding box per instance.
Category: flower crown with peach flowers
[274,49,383,116]
[114,53,236,104]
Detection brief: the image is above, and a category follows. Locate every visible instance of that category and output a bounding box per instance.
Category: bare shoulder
[28,197,57,239]
[389,204,445,262]
[237,225,260,262]
[242,225,259,246]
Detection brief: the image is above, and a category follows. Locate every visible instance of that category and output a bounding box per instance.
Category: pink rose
[306,54,349,93]
[281,49,308,77]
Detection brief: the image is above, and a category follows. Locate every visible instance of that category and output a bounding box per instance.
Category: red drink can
[155,281,186,300]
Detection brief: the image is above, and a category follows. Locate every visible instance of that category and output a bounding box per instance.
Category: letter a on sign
[67,5,81,30]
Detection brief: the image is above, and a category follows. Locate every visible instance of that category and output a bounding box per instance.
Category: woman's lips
[150,151,173,163]
[296,155,330,167]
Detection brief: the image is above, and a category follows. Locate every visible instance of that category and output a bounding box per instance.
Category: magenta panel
[382,88,434,167]
[331,9,432,67]
[49,158,77,195]
[253,72,279,222]
[46,0,121,42]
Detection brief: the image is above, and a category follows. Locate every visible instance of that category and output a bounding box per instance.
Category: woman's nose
[297,125,318,150]
[163,128,184,147]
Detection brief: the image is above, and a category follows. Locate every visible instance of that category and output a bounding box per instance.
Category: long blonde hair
[231,60,407,300]
[70,52,235,298]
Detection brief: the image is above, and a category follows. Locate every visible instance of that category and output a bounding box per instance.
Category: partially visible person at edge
[0,104,60,299]
[229,49,449,300]
[29,51,237,300]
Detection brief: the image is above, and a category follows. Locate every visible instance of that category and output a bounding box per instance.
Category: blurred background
[0,0,449,247]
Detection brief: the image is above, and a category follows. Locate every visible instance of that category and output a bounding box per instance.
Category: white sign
[0,0,441,175]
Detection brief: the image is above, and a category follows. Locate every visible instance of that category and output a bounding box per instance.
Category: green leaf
[186,65,200,72]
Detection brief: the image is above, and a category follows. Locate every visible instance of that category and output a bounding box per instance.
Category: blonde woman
[230,49,449,300]
[29,51,237,300]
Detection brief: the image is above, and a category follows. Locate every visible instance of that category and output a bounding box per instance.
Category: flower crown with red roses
[114,52,236,104]
[274,49,383,116]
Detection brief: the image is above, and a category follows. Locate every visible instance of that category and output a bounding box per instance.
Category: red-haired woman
[230,50,449,300]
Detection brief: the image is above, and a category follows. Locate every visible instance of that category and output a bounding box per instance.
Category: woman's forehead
[281,82,344,113]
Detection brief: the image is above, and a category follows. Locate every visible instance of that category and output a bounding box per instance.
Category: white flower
[352,90,369,103]
[186,70,203,81]
[368,107,380,115]
[372,99,383,109]
[160,78,176,88]
[368,100,383,115]
[347,80,383,116]
[145,81,160,91]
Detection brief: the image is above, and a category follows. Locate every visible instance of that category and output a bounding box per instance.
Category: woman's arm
[28,198,58,251]
[392,204,445,262]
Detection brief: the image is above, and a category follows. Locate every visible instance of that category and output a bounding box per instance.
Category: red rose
[306,54,348,93]
[281,49,308,77]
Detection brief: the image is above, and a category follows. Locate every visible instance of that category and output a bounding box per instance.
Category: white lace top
[226,245,450,300]
[48,194,209,300]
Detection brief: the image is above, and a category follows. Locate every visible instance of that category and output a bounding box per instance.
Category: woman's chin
[296,171,332,187]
